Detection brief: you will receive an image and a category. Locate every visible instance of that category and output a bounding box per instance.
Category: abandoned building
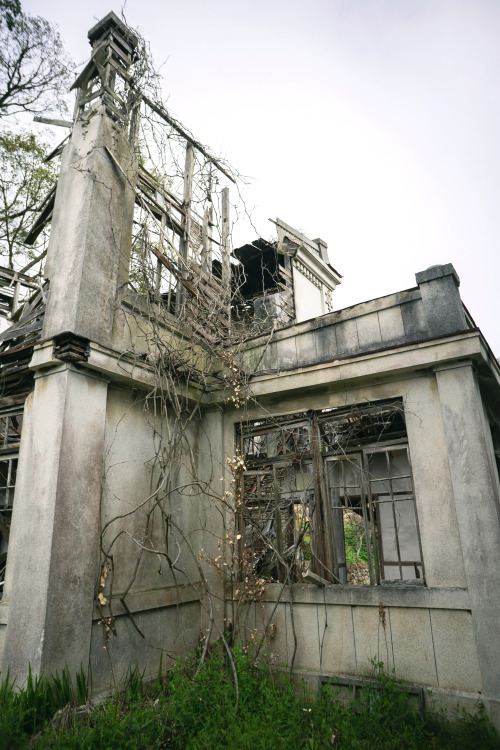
[0,11,500,728]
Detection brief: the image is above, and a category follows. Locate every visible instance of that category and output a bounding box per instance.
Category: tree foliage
[0,131,57,270]
[0,3,73,118]
[0,0,21,31]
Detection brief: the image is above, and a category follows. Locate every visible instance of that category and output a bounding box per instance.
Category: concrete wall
[43,112,136,350]
[1,364,108,681]
[242,264,470,375]
[221,347,500,722]
[241,591,483,718]
[88,385,207,691]
[293,265,323,322]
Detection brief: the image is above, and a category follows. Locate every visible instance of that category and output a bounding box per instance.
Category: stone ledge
[243,288,422,350]
[92,581,202,620]
[247,330,483,398]
[236,583,471,610]
[416,264,460,287]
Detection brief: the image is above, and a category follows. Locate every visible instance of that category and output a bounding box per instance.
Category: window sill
[378,578,425,588]
[227,582,470,611]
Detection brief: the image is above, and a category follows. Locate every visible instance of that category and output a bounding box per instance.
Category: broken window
[0,407,23,598]
[238,400,424,586]
[238,417,315,582]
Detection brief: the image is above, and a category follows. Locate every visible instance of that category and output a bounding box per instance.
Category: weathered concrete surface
[430,609,482,693]
[222,325,500,723]
[1,365,108,681]
[0,34,498,730]
[435,361,500,707]
[242,264,472,377]
[416,264,467,338]
[90,602,200,692]
[404,377,467,589]
[246,596,481,696]
[43,111,137,349]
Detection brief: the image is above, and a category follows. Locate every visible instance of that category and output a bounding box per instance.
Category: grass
[0,647,498,749]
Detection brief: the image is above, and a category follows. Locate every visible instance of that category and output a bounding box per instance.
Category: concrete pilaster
[1,364,108,681]
[43,111,137,349]
[415,264,467,337]
[435,360,500,705]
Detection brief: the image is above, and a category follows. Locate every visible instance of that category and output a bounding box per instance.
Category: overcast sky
[23,0,500,353]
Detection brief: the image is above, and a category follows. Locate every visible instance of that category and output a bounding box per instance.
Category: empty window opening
[0,407,23,598]
[238,400,424,586]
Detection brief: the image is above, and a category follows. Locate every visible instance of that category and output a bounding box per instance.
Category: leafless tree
[0,4,73,118]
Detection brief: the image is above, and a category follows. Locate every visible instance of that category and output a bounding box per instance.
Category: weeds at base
[0,647,498,749]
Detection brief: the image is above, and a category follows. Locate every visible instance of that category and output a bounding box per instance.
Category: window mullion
[359,453,378,586]
[363,453,380,584]
[272,464,287,582]
[406,444,425,581]
[312,414,337,583]
[385,450,402,580]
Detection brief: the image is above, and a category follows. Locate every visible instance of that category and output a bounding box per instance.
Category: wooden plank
[138,172,185,215]
[276,281,292,293]
[135,191,184,238]
[185,296,228,327]
[180,143,195,261]
[279,266,293,281]
[176,144,195,317]
[201,204,212,275]
[8,304,44,328]
[189,263,225,295]
[14,290,43,323]
[221,187,231,325]
[185,316,218,344]
[44,135,70,163]
[190,281,220,306]
[78,86,105,108]
[142,95,236,184]
[190,271,225,298]
[185,295,228,327]
[138,169,184,211]
[148,244,197,297]
[23,207,54,247]
[33,116,72,129]
[301,569,329,586]
[0,320,42,343]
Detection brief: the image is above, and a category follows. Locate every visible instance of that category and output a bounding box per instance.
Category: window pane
[378,500,398,565]
[367,446,422,581]
[0,459,17,509]
[239,403,423,587]
[367,452,392,495]
[0,412,23,449]
[327,457,363,505]
[376,496,422,580]
[242,462,315,582]
[394,498,421,562]
[7,414,23,446]
[327,456,372,584]
[388,448,412,493]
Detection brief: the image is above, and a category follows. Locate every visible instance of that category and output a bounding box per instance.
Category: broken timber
[141,95,236,184]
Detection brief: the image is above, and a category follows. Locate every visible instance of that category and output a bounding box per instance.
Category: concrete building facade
[0,12,499,727]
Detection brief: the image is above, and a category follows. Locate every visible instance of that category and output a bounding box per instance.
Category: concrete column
[42,111,137,349]
[415,264,467,337]
[435,360,500,706]
[1,364,108,681]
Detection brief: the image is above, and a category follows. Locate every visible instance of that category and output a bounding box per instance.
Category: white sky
[22,0,500,353]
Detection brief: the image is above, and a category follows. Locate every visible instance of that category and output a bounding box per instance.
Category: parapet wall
[243,264,470,375]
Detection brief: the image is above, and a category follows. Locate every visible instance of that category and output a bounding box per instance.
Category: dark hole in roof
[233,239,281,297]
